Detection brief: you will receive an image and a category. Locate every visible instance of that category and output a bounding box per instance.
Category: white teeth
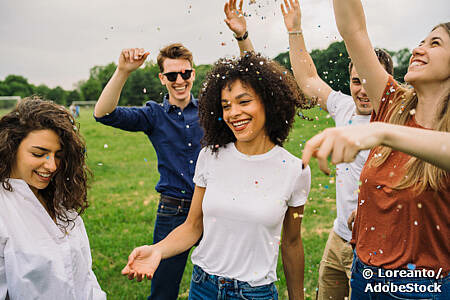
[410,61,424,67]
[232,120,250,127]
[36,171,51,178]
[174,87,186,91]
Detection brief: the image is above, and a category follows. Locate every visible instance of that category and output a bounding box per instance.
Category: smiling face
[221,80,268,147]
[404,26,450,85]
[349,66,373,115]
[10,129,62,196]
[159,58,195,106]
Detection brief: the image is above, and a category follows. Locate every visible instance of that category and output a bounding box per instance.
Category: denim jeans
[351,251,450,299]
[189,265,278,300]
[148,197,190,300]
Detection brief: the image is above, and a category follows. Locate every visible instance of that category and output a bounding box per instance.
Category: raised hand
[224,0,247,37]
[281,0,301,32]
[118,48,150,74]
[121,245,162,282]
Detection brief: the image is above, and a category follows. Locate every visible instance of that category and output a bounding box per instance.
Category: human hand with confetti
[117,48,150,74]
[224,0,247,38]
[281,0,302,32]
[121,245,162,282]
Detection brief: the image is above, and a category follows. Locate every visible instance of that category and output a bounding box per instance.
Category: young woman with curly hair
[303,1,449,298]
[0,97,106,299]
[122,53,311,299]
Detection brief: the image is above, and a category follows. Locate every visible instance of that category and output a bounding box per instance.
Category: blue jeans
[189,265,278,300]
[148,197,190,300]
[351,251,450,299]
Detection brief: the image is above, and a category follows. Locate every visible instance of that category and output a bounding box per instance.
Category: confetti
[417,203,422,208]
[143,88,147,93]
[407,263,416,270]
[414,220,418,226]
[46,156,49,160]
[104,144,108,148]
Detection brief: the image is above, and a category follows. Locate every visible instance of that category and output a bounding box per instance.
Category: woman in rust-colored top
[302,1,449,299]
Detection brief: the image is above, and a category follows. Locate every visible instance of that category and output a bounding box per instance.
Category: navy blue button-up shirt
[94,95,203,199]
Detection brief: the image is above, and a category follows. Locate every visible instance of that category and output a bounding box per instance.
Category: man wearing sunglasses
[94,43,202,300]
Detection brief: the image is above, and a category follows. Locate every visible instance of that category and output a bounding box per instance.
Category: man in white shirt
[279,1,394,299]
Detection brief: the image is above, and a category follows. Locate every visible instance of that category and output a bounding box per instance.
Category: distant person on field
[0,97,106,299]
[94,44,203,300]
[69,103,77,117]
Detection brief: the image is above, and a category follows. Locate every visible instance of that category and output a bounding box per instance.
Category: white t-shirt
[327,91,371,241]
[191,143,311,286]
[0,179,106,300]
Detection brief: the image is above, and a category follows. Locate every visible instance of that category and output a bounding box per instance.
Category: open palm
[121,245,162,281]
[224,0,247,36]
[281,0,302,32]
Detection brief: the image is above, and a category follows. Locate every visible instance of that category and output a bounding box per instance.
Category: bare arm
[94,48,149,118]
[302,122,450,174]
[224,0,255,56]
[281,205,305,300]
[121,185,205,281]
[282,0,332,110]
[332,0,389,114]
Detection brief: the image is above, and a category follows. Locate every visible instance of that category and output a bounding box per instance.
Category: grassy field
[1,106,337,299]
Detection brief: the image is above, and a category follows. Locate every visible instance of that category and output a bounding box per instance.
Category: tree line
[0,41,411,107]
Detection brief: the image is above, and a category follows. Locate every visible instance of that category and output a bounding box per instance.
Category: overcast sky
[1,0,448,90]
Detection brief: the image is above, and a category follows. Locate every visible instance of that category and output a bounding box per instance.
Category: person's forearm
[237,37,255,56]
[333,0,366,38]
[94,68,130,118]
[282,241,305,300]
[379,123,450,171]
[153,219,203,260]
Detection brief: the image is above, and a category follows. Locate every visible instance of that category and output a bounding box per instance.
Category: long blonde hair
[369,22,450,193]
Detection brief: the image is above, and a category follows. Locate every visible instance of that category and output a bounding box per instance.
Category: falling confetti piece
[417,203,422,208]
[97,163,103,166]
[143,88,147,93]
[293,213,299,219]
[104,144,108,148]
[46,156,49,160]
[414,221,418,226]
[407,263,416,270]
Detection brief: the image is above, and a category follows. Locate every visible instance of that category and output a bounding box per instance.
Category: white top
[0,179,106,300]
[191,143,311,286]
[327,91,371,241]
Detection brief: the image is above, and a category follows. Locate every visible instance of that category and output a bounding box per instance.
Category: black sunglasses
[163,70,193,82]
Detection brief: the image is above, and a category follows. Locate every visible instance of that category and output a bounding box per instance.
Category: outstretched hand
[281,0,302,32]
[302,123,385,175]
[118,48,150,74]
[121,245,162,282]
[224,0,247,37]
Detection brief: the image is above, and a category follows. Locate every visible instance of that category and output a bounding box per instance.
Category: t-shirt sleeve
[288,163,311,207]
[94,103,155,133]
[0,218,7,299]
[326,91,355,127]
[193,147,210,188]
[371,76,399,123]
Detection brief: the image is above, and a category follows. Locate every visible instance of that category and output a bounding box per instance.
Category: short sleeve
[326,91,356,127]
[371,76,400,123]
[288,164,311,207]
[94,103,155,133]
[0,218,7,299]
[193,147,210,188]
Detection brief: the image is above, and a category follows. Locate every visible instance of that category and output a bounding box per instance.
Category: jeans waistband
[194,265,266,289]
[160,194,191,209]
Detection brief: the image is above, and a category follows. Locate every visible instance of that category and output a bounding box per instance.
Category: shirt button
[188,143,192,147]
[186,125,190,128]
[189,160,193,164]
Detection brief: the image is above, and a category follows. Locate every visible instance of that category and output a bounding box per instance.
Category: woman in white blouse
[0,97,106,299]
[122,53,311,299]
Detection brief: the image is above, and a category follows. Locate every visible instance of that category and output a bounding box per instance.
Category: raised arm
[281,0,332,110]
[121,185,205,281]
[281,205,305,300]
[302,122,450,174]
[94,48,149,118]
[332,0,389,114]
[224,0,255,56]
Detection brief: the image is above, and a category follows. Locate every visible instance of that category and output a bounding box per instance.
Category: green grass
[1,107,337,299]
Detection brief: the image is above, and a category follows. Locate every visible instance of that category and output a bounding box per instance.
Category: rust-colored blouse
[351,76,450,275]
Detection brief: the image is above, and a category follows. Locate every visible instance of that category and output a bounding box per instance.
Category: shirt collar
[162,94,198,112]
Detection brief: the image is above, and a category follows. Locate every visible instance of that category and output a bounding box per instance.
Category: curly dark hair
[0,97,90,226]
[198,53,307,152]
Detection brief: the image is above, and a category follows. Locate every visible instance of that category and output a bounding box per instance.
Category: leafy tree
[2,75,33,98]
[47,86,67,105]
[33,84,52,99]
[66,90,82,104]
[80,78,102,101]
